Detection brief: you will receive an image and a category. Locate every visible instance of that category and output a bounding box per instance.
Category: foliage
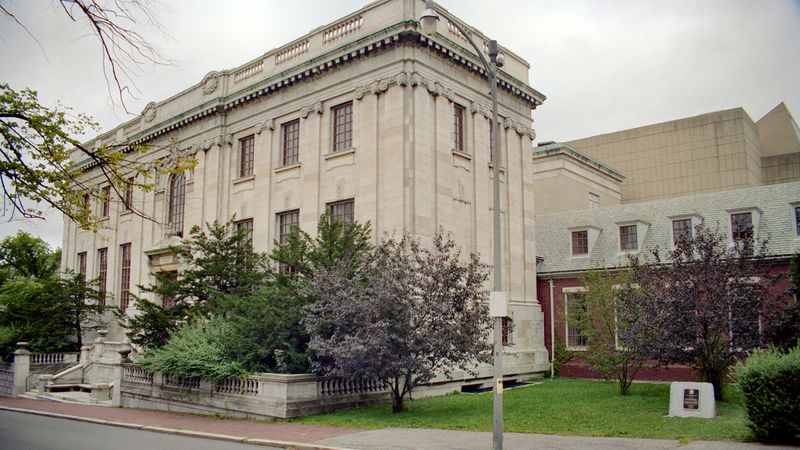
[270,212,372,282]
[125,218,268,350]
[305,230,492,412]
[551,334,574,377]
[0,231,61,283]
[137,315,247,381]
[765,253,800,351]
[571,268,645,394]
[734,345,800,444]
[0,272,108,361]
[617,226,779,401]
[296,378,750,442]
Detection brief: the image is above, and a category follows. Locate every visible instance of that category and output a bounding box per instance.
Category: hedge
[734,346,800,444]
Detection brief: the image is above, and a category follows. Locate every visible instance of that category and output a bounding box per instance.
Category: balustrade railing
[30,352,77,366]
[234,60,264,83]
[275,40,310,65]
[323,15,363,44]
[164,373,201,389]
[318,376,388,397]
[215,377,259,396]
[123,364,153,384]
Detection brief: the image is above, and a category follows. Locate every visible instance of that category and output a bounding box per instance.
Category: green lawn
[294,378,752,442]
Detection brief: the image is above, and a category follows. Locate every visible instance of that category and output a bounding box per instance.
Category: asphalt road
[0,410,281,450]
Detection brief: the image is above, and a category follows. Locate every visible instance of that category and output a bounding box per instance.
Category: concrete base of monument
[668,382,716,418]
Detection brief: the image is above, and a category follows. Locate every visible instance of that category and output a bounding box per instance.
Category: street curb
[0,405,351,450]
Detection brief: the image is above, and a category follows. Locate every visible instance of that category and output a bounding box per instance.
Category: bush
[552,334,575,377]
[138,315,247,381]
[734,346,800,444]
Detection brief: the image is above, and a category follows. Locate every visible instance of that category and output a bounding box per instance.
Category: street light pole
[420,2,503,448]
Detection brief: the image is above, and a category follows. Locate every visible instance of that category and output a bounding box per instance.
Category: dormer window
[568,226,601,257]
[669,214,703,247]
[616,220,650,253]
[727,208,761,243]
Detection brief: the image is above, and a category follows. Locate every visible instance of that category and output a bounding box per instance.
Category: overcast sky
[2,0,799,248]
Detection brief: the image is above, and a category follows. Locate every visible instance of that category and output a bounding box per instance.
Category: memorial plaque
[683,388,699,410]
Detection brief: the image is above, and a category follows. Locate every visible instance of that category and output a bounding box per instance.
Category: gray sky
[2,0,799,248]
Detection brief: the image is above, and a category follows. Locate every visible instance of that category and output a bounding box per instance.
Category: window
[619,225,638,251]
[119,243,131,311]
[123,177,134,211]
[160,271,178,309]
[77,252,87,279]
[101,186,110,217]
[239,135,255,177]
[566,292,587,347]
[572,230,588,256]
[501,317,512,346]
[332,102,353,152]
[454,103,465,152]
[97,248,108,304]
[282,119,300,166]
[795,206,799,236]
[328,199,354,229]
[83,192,91,211]
[278,210,299,245]
[235,218,254,246]
[672,218,692,245]
[731,212,753,241]
[168,173,185,237]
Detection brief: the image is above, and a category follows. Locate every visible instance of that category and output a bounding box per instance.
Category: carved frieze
[142,102,157,123]
[201,71,220,95]
[301,101,323,118]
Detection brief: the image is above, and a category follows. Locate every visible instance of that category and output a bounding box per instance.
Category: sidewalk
[0,397,783,449]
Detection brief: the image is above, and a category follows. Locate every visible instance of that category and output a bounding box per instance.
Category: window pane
[567,293,587,347]
[454,104,465,152]
[672,219,692,245]
[240,135,254,177]
[278,210,299,245]
[120,243,131,311]
[572,230,588,255]
[795,206,799,235]
[731,213,753,241]
[168,174,185,237]
[282,119,300,165]
[328,200,354,229]
[332,102,352,152]
[78,252,87,278]
[101,186,110,217]
[235,218,254,246]
[620,225,638,251]
[97,248,108,304]
[123,177,134,211]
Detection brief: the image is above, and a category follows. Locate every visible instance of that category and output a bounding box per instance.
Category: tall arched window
[168,173,185,237]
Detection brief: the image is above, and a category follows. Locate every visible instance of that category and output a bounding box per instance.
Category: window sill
[452,149,472,161]
[233,175,255,185]
[324,147,356,160]
[567,346,588,352]
[487,163,506,173]
[569,254,590,259]
[274,162,301,174]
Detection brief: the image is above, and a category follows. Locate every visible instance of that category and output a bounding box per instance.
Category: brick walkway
[0,397,359,443]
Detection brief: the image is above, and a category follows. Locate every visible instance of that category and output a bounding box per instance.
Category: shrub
[552,334,574,377]
[734,346,800,444]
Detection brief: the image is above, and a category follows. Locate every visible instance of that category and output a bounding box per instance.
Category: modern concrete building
[62,0,550,382]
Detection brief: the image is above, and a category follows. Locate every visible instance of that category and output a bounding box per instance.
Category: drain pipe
[549,279,555,380]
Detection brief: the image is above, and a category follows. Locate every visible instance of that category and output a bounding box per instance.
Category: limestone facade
[61,0,549,376]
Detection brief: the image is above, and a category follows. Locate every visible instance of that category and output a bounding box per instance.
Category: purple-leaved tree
[617,225,782,400]
[304,230,492,412]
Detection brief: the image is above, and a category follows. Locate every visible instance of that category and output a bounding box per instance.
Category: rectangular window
[101,186,110,217]
[619,225,638,251]
[328,199,354,229]
[119,243,131,311]
[501,317,512,346]
[161,271,178,310]
[332,102,353,152]
[282,119,300,166]
[239,135,255,177]
[123,177,134,211]
[97,248,108,304]
[672,219,692,245]
[731,212,753,241]
[83,192,91,211]
[77,252,87,279]
[454,103,465,152]
[566,292,587,347]
[235,218,254,246]
[278,210,300,245]
[795,206,799,236]
[572,230,588,256]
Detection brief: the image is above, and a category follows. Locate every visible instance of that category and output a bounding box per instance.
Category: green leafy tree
[765,253,800,351]
[0,231,60,285]
[125,218,268,350]
[571,268,645,395]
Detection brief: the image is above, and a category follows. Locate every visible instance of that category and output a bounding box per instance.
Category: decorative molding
[257,118,275,134]
[142,102,157,123]
[215,134,233,147]
[201,71,220,95]
[301,101,323,118]
[154,141,196,184]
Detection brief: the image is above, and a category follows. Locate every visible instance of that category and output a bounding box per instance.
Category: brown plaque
[683,388,699,410]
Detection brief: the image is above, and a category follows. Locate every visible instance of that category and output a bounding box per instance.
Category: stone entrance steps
[21,388,111,407]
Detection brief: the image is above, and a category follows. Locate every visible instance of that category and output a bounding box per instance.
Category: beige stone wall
[566,108,763,203]
[62,0,548,371]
